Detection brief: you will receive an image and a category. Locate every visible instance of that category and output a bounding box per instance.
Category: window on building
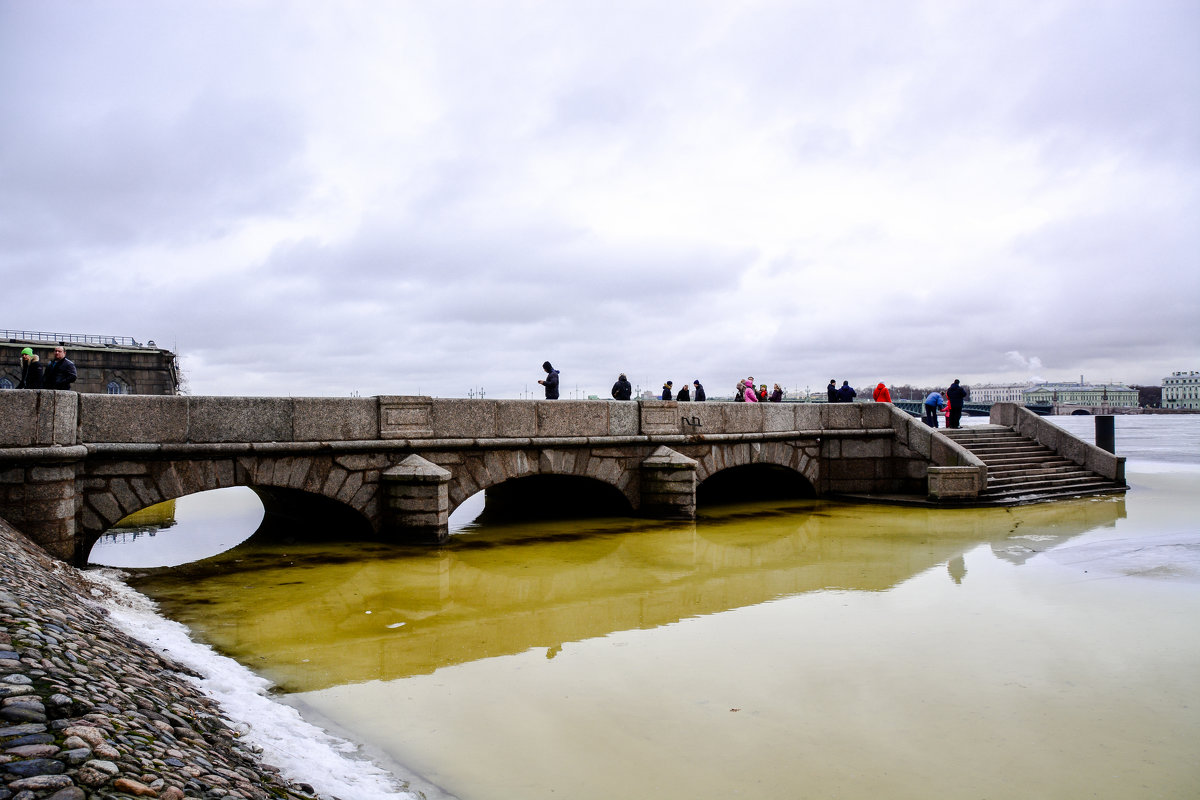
[0,377,13,390]
[106,381,125,395]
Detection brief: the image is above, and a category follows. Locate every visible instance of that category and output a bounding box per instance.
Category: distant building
[1,330,179,395]
[1022,382,1138,408]
[1162,371,1200,410]
[968,383,1032,403]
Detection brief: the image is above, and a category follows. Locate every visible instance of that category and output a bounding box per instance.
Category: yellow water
[128,483,1200,800]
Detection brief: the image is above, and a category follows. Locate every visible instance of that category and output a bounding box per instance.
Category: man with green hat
[17,347,43,389]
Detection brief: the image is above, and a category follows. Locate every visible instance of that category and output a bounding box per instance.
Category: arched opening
[698,464,815,507]
[246,485,375,544]
[1071,409,1092,415]
[88,486,265,567]
[473,475,633,524]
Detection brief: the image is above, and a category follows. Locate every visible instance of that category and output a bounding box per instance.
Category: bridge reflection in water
[128,495,1125,694]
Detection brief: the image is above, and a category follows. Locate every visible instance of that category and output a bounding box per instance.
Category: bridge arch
[442,447,640,518]
[77,453,381,560]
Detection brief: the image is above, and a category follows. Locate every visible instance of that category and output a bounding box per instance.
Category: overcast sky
[2,1,1197,398]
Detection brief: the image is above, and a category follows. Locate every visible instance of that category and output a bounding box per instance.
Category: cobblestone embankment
[0,516,326,800]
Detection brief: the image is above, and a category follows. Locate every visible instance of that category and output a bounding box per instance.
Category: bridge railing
[2,392,924,449]
[2,330,142,347]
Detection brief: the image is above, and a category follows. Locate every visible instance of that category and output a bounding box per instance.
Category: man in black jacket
[611,373,632,400]
[947,379,967,429]
[42,346,77,391]
[538,361,559,399]
[827,379,838,402]
[692,380,706,401]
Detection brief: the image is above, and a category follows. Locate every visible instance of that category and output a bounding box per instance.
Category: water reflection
[89,487,264,568]
[128,494,1125,693]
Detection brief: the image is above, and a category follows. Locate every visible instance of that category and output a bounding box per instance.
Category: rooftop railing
[2,330,144,347]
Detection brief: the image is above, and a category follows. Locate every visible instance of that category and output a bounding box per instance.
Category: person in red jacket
[873,382,892,402]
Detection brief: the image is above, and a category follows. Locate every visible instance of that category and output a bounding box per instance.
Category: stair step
[938,424,1126,505]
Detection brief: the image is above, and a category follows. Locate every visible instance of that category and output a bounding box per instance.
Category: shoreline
[0,514,406,800]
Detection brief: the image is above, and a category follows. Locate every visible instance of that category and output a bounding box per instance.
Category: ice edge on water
[81,568,416,800]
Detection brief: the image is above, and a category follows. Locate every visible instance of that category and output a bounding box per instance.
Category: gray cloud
[1,0,1196,398]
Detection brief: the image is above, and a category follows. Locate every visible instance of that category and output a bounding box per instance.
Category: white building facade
[1023,382,1138,408]
[1162,371,1200,410]
[967,384,1032,403]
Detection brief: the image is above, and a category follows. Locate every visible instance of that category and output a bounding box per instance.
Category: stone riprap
[0,515,326,800]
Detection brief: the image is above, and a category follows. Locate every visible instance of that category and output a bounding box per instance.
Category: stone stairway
[941,424,1127,504]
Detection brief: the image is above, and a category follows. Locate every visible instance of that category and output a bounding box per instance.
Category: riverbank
[0,514,325,800]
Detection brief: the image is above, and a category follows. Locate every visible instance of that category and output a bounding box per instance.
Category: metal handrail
[2,330,142,346]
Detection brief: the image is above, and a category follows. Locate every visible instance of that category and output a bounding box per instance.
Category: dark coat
[42,358,77,391]
[947,383,966,409]
[693,383,706,402]
[661,385,673,401]
[543,369,559,399]
[676,386,690,401]
[769,388,783,402]
[837,384,857,403]
[611,378,632,401]
[18,358,43,389]
[827,382,838,402]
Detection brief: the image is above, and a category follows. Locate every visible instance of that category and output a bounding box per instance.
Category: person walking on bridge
[538,361,559,399]
[42,346,76,391]
[17,348,42,389]
[947,379,966,428]
[611,373,632,400]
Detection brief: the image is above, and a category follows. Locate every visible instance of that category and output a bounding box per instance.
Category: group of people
[15,346,77,391]
[922,379,967,429]
[827,379,864,403]
[654,379,707,401]
[541,363,966,427]
[732,378,782,402]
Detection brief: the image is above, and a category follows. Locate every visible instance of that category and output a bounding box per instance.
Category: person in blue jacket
[923,391,944,428]
[837,381,857,403]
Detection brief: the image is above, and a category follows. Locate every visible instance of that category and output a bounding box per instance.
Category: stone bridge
[0,392,989,565]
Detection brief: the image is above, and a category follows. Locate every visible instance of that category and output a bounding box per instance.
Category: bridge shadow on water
[125,488,1127,694]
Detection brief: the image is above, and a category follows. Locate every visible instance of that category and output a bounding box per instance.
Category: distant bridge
[892,401,1052,417]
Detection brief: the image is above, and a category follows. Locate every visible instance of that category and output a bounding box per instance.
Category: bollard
[1095,415,1115,453]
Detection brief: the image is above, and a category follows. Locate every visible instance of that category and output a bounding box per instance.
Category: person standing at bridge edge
[837,381,856,403]
[947,379,966,429]
[923,390,944,428]
[827,379,838,402]
[692,380,706,401]
[42,346,76,391]
[539,361,559,399]
[661,381,673,401]
[873,382,892,403]
[611,373,632,400]
[676,382,691,401]
[17,348,43,389]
